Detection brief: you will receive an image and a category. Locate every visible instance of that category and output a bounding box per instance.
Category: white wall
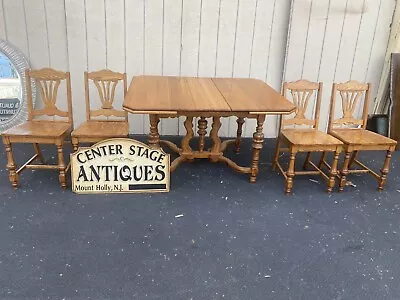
[284,0,395,131]
[0,0,395,137]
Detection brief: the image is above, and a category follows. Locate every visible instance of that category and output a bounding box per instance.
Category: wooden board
[71,138,170,194]
[123,76,295,114]
[212,78,295,113]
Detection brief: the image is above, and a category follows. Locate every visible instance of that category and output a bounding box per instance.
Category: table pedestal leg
[149,114,160,148]
[250,115,266,183]
[181,116,194,157]
[197,117,207,152]
[210,116,222,162]
[235,117,245,153]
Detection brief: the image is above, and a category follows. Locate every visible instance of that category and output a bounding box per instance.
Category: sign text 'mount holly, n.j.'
[70,138,170,194]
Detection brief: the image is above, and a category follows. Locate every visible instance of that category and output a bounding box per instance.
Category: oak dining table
[123,76,295,183]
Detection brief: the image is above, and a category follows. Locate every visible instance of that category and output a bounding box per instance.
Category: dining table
[123,76,295,183]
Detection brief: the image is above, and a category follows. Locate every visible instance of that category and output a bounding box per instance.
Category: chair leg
[272,138,281,171]
[56,143,67,189]
[71,137,79,152]
[3,137,18,188]
[327,149,340,193]
[33,143,44,163]
[318,151,327,169]
[234,117,245,153]
[339,150,351,192]
[378,149,393,191]
[303,152,311,170]
[348,150,358,169]
[285,151,296,194]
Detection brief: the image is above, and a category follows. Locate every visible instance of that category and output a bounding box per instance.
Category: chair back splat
[328,80,370,131]
[281,80,323,130]
[85,69,128,122]
[26,68,73,124]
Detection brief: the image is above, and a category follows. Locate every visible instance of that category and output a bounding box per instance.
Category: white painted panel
[23,0,49,68]
[312,0,347,131]
[351,0,381,81]
[366,0,395,111]
[331,0,365,120]
[180,0,201,76]
[350,0,381,117]
[144,0,163,76]
[334,0,364,82]
[232,0,257,138]
[249,0,275,81]
[125,0,145,134]
[3,0,29,57]
[265,0,291,137]
[285,0,395,132]
[85,0,106,71]
[144,0,163,135]
[215,0,238,137]
[162,0,182,135]
[105,0,124,72]
[249,0,278,137]
[0,0,7,39]
[65,0,87,128]
[44,0,69,70]
[302,0,330,80]
[179,0,201,136]
[198,0,219,77]
[44,0,69,112]
[105,0,125,127]
[83,0,106,116]
[284,0,312,82]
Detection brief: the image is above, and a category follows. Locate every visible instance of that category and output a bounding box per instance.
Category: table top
[123,76,295,115]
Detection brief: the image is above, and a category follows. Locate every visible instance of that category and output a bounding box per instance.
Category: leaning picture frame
[0,39,35,132]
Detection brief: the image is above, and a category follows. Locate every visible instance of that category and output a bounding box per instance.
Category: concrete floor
[0,137,399,300]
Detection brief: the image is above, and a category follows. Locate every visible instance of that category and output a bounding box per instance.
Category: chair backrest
[85,69,128,122]
[328,80,370,131]
[281,80,322,130]
[26,68,73,124]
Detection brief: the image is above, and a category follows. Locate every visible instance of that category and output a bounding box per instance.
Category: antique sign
[71,138,170,194]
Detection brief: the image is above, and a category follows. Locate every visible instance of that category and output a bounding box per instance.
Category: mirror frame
[0,39,35,132]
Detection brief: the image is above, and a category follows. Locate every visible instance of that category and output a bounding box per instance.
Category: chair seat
[2,121,71,138]
[281,129,343,147]
[71,121,128,138]
[330,129,397,146]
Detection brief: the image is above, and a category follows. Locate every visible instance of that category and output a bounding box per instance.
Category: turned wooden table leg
[339,150,351,192]
[181,116,194,161]
[250,115,266,183]
[234,117,245,153]
[56,142,66,189]
[197,117,207,152]
[328,149,340,193]
[3,137,18,188]
[210,116,222,162]
[148,114,160,148]
[286,150,296,194]
[378,148,394,191]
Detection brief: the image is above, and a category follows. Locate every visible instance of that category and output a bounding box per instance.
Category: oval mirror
[0,39,35,132]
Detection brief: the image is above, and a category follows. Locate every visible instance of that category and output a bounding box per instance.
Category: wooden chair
[323,81,397,192]
[1,68,73,189]
[272,80,343,194]
[71,70,128,151]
